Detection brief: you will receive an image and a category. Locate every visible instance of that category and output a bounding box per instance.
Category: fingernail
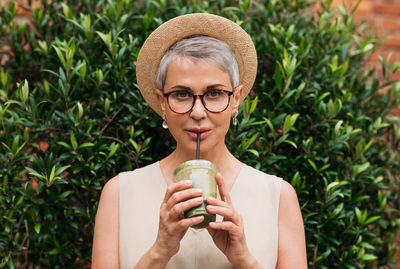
[207,205,215,210]
[195,197,203,202]
[184,180,192,185]
[207,196,216,201]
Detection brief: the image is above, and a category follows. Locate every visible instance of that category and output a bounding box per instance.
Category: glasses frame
[163,90,234,114]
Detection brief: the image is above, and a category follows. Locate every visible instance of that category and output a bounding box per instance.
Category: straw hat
[136,13,257,116]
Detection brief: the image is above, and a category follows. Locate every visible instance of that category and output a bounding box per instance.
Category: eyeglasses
[163,89,234,114]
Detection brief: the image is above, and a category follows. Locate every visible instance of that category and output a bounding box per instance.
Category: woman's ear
[155,89,166,114]
[233,85,243,111]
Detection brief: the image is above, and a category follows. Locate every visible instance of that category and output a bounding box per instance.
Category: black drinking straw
[196,132,200,160]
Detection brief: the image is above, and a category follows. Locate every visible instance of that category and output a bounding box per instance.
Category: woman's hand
[206,173,261,268]
[151,180,205,262]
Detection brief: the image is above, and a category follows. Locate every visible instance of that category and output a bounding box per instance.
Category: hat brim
[136,13,257,116]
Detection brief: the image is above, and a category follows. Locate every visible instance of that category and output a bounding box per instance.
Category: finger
[171,196,203,218]
[208,220,238,232]
[216,173,232,204]
[206,196,229,208]
[206,204,236,221]
[177,215,204,229]
[166,188,203,210]
[206,226,217,237]
[163,180,192,203]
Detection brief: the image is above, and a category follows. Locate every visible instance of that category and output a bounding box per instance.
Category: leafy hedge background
[1,0,400,268]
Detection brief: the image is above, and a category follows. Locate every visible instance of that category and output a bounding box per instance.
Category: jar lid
[173,160,219,176]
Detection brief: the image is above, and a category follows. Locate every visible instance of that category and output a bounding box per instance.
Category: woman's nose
[190,97,207,119]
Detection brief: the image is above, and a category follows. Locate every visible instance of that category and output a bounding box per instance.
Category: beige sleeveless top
[119,162,282,269]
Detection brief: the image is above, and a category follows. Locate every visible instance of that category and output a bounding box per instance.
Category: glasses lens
[203,90,230,112]
[168,91,193,113]
[166,90,232,113]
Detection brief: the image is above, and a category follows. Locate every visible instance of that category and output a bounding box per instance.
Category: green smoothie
[173,160,218,229]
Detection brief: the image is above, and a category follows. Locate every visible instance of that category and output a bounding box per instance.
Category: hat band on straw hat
[136,13,257,116]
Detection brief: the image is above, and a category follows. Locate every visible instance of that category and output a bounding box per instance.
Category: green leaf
[78,142,94,149]
[326,182,339,192]
[249,96,258,115]
[247,149,259,157]
[15,196,24,207]
[26,170,47,181]
[330,202,344,218]
[353,162,370,176]
[308,159,317,171]
[58,191,73,200]
[283,113,299,134]
[334,120,343,138]
[245,133,258,148]
[48,248,60,255]
[57,141,72,149]
[52,45,66,69]
[355,207,362,224]
[55,165,71,177]
[49,166,56,183]
[1,142,10,152]
[319,164,330,172]
[22,79,29,103]
[364,216,380,226]
[316,92,331,104]
[130,139,138,153]
[61,3,73,19]
[291,171,301,188]
[264,118,275,137]
[108,144,119,159]
[282,140,297,148]
[34,223,41,234]
[70,132,78,151]
[361,254,377,261]
[96,31,112,49]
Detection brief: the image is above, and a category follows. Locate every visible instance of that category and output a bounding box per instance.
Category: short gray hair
[155,35,239,90]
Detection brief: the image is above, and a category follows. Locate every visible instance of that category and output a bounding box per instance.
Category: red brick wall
[353,0,400,78]
[326,0,400,117]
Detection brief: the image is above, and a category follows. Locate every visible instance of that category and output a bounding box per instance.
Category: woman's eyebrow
[206,84,227,89]
[168,85,191,91]
[167,84,228,93]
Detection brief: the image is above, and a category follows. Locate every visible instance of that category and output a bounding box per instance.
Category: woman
[92,13,307,269]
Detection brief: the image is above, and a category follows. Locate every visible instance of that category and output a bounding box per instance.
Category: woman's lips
[186,129,211,140]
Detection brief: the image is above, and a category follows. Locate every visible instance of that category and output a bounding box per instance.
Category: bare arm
[92,176,119,268]
[276,181,307,269]
[91,176,173,269]
[91,177,204,269]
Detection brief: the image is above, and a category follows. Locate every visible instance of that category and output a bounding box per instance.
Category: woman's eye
[206,90,222,97]
[172,91,191,99]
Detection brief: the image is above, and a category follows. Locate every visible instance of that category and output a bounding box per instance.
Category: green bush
[1,0,399,268]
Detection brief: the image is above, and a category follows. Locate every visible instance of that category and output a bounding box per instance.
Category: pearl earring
[233,111,238,126]
[162,114,168,129]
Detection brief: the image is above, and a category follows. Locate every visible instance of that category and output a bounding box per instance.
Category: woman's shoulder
[118,161,160,180]
[279,180,299,207]
[241,165,299,210]
[99,175,119,201]
[242,165,296,202]
[102,161,160,194]
[241,164,283,184]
